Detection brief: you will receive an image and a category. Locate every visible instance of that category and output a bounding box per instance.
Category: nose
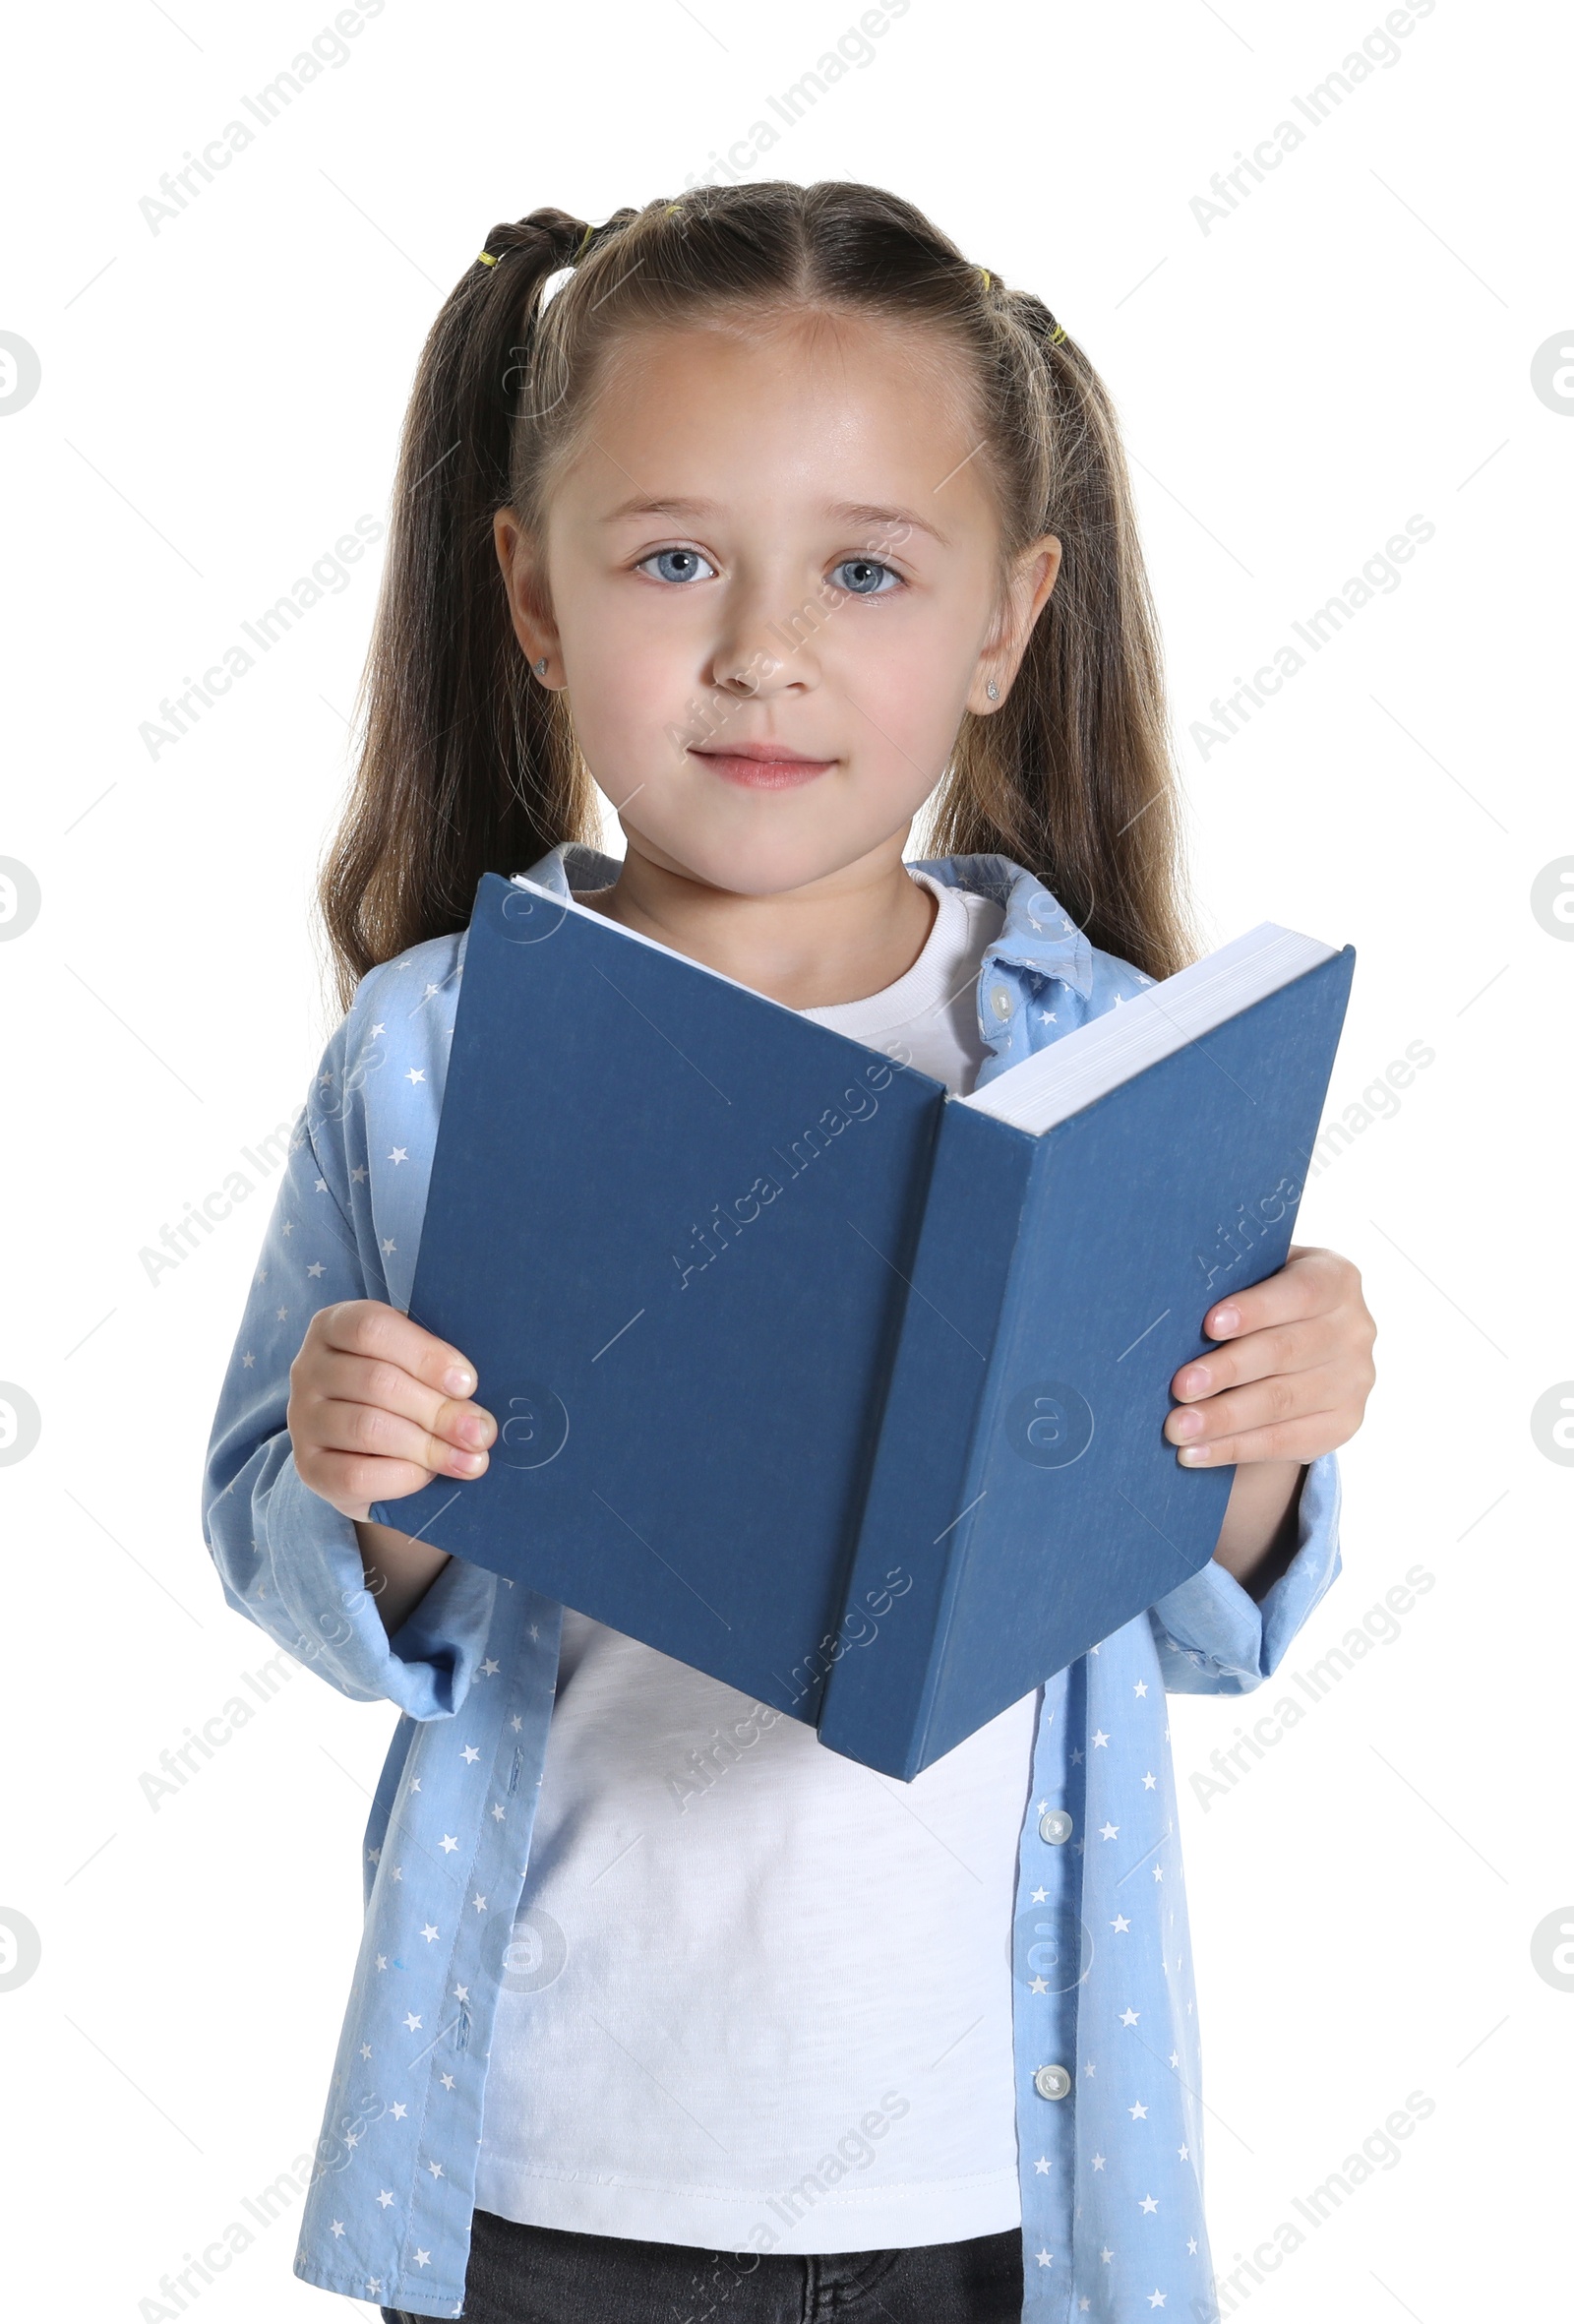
[705,585,820,703]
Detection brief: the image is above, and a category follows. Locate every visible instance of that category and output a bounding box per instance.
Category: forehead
[557,308,994,529]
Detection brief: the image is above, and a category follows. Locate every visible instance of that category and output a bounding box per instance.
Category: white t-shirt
[475,872,1040,2255]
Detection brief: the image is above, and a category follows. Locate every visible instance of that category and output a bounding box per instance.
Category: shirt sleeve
[198,999,498,1719]
[1146,1449,1343,1695]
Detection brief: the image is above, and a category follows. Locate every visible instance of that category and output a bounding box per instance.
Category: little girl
[203,181,1375,2324]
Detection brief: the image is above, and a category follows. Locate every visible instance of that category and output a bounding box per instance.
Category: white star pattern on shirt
[195,843,1345,2310]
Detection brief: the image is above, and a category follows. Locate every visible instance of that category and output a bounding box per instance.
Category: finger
[1162,1376,1348,1468]
[312,1348,497,1453]
[1172,1312,1346,1402]
[1175,1411,1352,1467]
[317,1298,484,1403]
[1199,1248,1354,1346]
[301,1444,459,1514]
[312,1389,492,1483]
[1166,1362,1349,1450]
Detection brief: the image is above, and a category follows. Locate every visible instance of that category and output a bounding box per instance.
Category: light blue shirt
[201,843,1342,2321]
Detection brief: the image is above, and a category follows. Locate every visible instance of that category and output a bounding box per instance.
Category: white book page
[959,922,1337,1136]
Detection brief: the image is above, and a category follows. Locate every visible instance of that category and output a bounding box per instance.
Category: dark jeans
[383,2207,1024,2323]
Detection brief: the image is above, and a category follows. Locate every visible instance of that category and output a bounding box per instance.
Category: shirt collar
[906,850,1095,999]
[517,841,1095,1001]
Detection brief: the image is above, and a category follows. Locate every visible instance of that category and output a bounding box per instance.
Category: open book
[371,873,1354,1778]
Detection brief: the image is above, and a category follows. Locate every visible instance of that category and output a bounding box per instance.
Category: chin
[630,827,855,899]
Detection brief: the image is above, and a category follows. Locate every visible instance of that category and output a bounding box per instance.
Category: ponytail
[317,209,603,1011]
[318,181,1197,1014]
[924,297,1197,983]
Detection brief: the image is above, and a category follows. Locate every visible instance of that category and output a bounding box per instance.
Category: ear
[965,533,1061,716]
[493,507,563,686]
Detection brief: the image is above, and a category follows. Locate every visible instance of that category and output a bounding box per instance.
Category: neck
[572,832,938,1009]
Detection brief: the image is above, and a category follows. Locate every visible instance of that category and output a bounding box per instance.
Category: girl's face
[496,309,1059,900]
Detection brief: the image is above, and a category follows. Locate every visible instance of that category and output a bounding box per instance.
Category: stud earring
[986,680,999,701]
[534,658,548,675]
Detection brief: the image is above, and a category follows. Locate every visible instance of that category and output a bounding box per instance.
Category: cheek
[559,601,696,767]
[826,609,974,776]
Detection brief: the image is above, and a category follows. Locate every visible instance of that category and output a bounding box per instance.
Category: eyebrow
[599,494,950,548]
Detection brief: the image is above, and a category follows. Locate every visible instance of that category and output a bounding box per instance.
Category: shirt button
[989,984,1014,1021]
[1039,1808,1073,1845]
[1034,2063,1072,2101]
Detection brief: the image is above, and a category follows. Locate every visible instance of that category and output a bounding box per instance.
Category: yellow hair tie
[1050,323,1066,344]
[476,250,498,266]
[979,268,992,289]
[577,223,594,253]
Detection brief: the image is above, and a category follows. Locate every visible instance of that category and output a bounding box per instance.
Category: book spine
[815,1103,1037,1778]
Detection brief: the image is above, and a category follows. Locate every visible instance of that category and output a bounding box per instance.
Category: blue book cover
[373,872,1354,1778]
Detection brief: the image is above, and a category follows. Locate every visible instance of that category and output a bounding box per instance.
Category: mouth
[690,744,835,791]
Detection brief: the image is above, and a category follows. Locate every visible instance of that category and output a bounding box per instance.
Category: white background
[1,1,1569,2317]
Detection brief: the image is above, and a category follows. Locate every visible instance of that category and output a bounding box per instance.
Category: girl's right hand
[286,1299,497,1521]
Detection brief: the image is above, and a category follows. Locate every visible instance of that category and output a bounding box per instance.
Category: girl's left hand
[1163,1244,1376,1466]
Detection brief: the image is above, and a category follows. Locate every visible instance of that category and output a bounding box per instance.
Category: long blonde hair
[319,179,1197,1012]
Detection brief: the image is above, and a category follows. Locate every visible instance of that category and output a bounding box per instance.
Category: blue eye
[831,558,900,596]
[637,547,716,584]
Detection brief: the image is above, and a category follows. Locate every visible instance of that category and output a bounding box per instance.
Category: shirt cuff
[245,1441,499,1719]
[1147,1448,1343,1694]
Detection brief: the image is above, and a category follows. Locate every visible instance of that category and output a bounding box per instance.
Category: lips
[691,746,834,791]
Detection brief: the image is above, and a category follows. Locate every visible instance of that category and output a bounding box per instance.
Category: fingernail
[1172,1410,1203,1437]
[1179,1443,1210,1464]
[1210,1308,1239,1334]
[457,1412,487,1446]
[452,1449,486,1474]
[1180,1368,1210,1398]
[444,1365,475,1396]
